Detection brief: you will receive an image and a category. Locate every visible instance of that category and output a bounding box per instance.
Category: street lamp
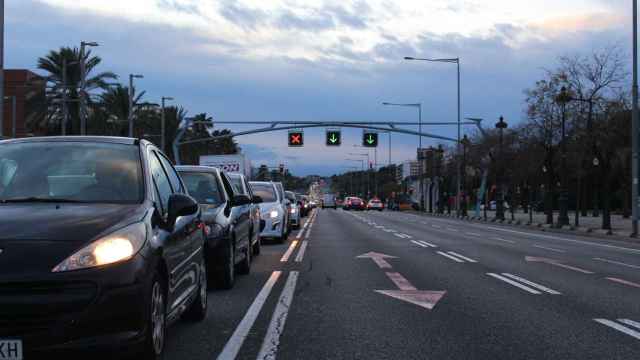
[383,102,423,209]
[461,134,471,217]
[632,0,639,237]
[161,96,174,152]
[405,56,462,216]
[349,152,371,197]
[495,116,508,221]
[555,86,572,227]
[79,41,99,135]
[128,74,144,137]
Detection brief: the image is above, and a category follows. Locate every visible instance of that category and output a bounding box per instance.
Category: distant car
[322,193,337,209]
[349,197,365,211]
[0,137,207,359]
[285,191,301,228]
[227,173,263,255]
[177,166,259,290]
[250,181,288,243]
[296,194,310,217]
[367,199,384,211]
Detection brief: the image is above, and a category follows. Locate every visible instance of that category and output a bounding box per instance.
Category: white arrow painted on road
[356,252,397,269]
[525,256,595,274]
[376,272,446,310]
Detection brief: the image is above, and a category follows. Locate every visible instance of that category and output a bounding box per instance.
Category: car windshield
[250,183,277,203]
[0,141,143,203]
[228,175,245,195]
[180,172,224,206]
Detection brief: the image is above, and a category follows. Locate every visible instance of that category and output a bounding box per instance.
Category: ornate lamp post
[495,116,508,220]
[555,86,572,227]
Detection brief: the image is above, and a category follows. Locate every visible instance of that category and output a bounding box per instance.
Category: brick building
[2,69,46,138]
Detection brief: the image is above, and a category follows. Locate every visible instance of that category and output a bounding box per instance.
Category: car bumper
[260,216,285,238]
[0,254,151,356]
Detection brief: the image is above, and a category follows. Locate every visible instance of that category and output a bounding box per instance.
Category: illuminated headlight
[52,222,146,272]
[270,210,279,218]
[290,208,297,214]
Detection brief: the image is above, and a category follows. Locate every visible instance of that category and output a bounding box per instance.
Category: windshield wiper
[0,197,86,204]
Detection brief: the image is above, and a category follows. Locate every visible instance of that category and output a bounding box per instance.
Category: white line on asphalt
[533,245,566,253]
[492,237,516,244]
[385,272,417,291]
[446,228,459,232]
[594,319,640,341]
[280,241,299,263]
[500,273,561,295]
[393,233,405,238]
[447,251,478,263]
[619,319,640,331]
[418,240,438,248]
[484,226,640,255]
[397,233,412,239]
[411,240,429,248]
[606,277,640,289]
[257,271,300,360]
[437,251,465,263]
[594,258,640,270]
[295,241,308,262]
[383,229,397,233]
[465,232,481,237]
[217,271,282,360]
[487,273,542,295]
[432,225,442,229]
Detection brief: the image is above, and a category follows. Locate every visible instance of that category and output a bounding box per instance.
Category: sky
[5,0,636,175]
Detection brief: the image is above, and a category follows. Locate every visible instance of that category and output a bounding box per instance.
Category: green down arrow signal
[367,135,375,144]
[330,134,338,143]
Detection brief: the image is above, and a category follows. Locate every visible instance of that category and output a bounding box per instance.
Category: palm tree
[96,84,149,136]
[30,46,117,135]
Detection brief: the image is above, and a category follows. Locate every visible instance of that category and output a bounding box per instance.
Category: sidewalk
[416,209,638,238]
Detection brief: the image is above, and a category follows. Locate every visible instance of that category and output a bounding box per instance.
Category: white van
[322,193,337,209]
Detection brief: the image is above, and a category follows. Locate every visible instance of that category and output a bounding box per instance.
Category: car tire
[217,240,235,290]
[237,244,251,275]
[142,272,167,360]
[184,258,208,322]
[252,234,261,256]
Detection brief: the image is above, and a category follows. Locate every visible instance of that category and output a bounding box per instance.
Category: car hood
[0,203,146,277]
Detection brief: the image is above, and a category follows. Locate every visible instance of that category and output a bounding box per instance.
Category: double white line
[594,318,640,341]
[411,240,438,248]
[437,251,477,263]
[487,273,561,295]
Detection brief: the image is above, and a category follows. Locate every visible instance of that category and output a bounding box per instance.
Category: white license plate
[0,340,23,360]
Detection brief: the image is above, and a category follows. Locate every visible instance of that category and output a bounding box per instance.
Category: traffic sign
[326,130,341,146]
[363,131,378,147]
[288,131,304,147]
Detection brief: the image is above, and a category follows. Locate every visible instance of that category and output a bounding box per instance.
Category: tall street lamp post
[495,116,508,221]
[383,102,422,208]
[405,56,461,216]
[461,134,471,217]
[350,152,371,198]
[633,0,639,237]
[161,96,174,153]
[128,74,144,137]
[79,41,99,135]
[556,87,571,227]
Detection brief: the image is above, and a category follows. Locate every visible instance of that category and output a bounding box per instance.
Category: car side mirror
[252,195,263,204]
[167,193,199,229]
[233,194,252,207]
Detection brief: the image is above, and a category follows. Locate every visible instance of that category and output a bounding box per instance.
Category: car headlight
[270,210,279,218]
[290,208,297,214]
[52,222,147,272]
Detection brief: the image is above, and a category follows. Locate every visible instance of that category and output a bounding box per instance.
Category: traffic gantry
[288,131,304,147]
[363,131,379,148]
[326,129,342,146]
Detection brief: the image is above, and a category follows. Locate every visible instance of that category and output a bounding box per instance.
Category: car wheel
[142,273,167,360]
[184,258,208,321]
[217,240,235,290]
[252,234,261,256]
[237,244,251,275]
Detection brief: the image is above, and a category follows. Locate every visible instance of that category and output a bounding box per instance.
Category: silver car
[249,181,288,243]
[285,191,301,229]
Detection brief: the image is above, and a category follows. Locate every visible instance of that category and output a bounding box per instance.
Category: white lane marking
[594,319,640,341]
[257,271,299,360]
[279,241,299,263]
[418,240,438,248]
[446,227,459,232]
[606,277,640,289]
[487,273,542,294]
[447,251,478,263]
[375,225,385,229]
[396,233,412,239]
[533,245,566,253]
[421,222,429,225]
[393,233,406,238]
[500,273,561,295]
[411,240,429,248]
[432,225,442,229]
[493,237,516,244]
[436,251,465,263]
[385,272,417,291]
[217,271,282,360]
[383,229,397,233]
[620,319,640,331]
[594,258,640,270]
[295,219,310,239]
[465,232,481,237]
[295,241,308,262]
[484,226,640,255]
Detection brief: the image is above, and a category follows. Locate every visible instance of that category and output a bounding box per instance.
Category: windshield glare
[250,183,277,203]
[0,142,143,203]
[180,172,224,206]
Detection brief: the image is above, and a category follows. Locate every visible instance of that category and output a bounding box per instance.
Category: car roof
[0,136,140,146]
[249,181,274,186]
[175,165,222,175]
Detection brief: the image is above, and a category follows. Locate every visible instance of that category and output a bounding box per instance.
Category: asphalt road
[163,208,640,360]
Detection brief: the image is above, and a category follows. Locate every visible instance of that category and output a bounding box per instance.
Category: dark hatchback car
[177,166,262,290]
[0,137,208,360]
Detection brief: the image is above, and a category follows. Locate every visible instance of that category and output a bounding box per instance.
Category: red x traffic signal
[288,131,304,147]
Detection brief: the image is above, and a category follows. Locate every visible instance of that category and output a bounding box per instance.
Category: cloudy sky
[5,0,635,175]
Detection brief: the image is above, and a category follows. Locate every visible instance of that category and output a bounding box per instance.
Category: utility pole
[0,0,4,138]
[62,59,68,135]
[633,0,639,237]
[128,74,143,137]
[79,41,98,135]
[161,96,174,153]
